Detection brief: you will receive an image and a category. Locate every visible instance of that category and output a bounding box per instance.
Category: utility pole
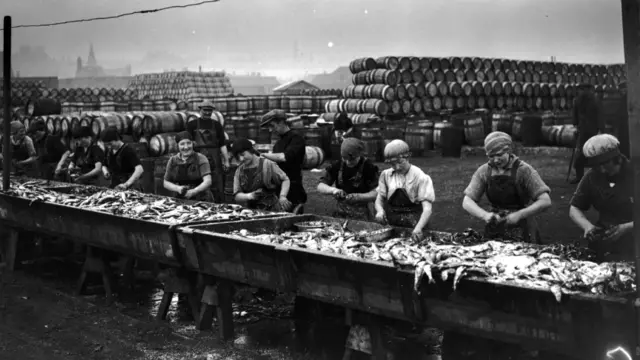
[3,16,12,191]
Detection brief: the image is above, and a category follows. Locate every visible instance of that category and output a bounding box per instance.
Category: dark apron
[107,144,142,191]
[589,184,634,262]
[74,145,104,186]
[192,117,225,203]
[8,139,38,177]
[239,158,281,211]
[384,188,424,229]
[333,160,373,221]
[173,154,214,202]
[484,159,541,244]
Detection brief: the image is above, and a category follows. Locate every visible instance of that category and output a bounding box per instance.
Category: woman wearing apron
[372,139,441,359]
[27,118,71,180]
[187,101,229,203]
[317,138,380,221]
[0,121,39,177]
[231,138,292,211]
[163,131,214,202]
[68,126,106,186]
[100,127,144,190]
[462,131,552,243]
[569,134,634,262]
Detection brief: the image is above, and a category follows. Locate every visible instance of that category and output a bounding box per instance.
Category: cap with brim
[260,109,288,127]
[100,126,120,142]
[198,100,216,110]
[231,138,259,156]
[174,131,193,143]
[75,126,93,139]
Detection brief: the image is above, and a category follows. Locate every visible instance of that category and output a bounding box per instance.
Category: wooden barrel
[45,116,56,135]
[404,84,417,99]
[324,99,344,113]
[234,119,260,139]
[375,56,399,71]
[511,113,525,140]
[224,123,236,142]
[301,127,323,148]
[59,117,70,137]
[360,99,389,116]
[404,120,434,156]
[92,113,130,138]
[557,125,578,147]
[131,113,145,141]
[149,132,179,157]
[141,112,185,137]
[368,69,399,86]
[433,121,453,149]
[441,127,464,158]
[399,69,413,84]
[364,84,395,101]
[302,146,325,170]
[491,112,513,134]
[455,114,485,146]
[350,57,377,74]
[361,128,383,162]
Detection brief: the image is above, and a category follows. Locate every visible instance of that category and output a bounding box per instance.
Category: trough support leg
[198,277,234,340]
[75,246,116,305]
[156,270,200,323]
[342,308,386,360]
[0,227,18,272]
[121,256,136,291]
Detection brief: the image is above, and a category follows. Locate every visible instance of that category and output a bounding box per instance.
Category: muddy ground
[0,151,582,360]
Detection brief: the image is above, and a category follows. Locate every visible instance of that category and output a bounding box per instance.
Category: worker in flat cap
[571,83,604,184]
[163,131,214,202]
[185,100,230,203]
[27,118,71,180]
[100,126,144,190]
[375,139,434,240]
[231,138,293,212]
[260,109,307,213]
[333,112,357,142]
[569,134,633,262]
[462,131,551,243]
[317,137,379,221]
[67,126,106,185]
[0,121,39,176]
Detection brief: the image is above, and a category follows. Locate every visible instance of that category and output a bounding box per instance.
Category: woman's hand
[411,228,423,241]
[604,222,633,242]
[184,189,197,199]
[332,188,347,201]
[278,196,293,211]
[375,210,387,224]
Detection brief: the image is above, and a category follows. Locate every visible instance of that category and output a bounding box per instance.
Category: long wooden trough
[176,215,637,360]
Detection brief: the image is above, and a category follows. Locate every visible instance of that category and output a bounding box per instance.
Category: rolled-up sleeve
[464,165,489,202]
[197,154,211,177]
[415,173,435,203]
[233,167,241,195]
[377,170,389,199]
[518,164,551,201]
[570,175,592,211]
[25,137,37,157]
[269,161,289,183]
[319,161,339,186]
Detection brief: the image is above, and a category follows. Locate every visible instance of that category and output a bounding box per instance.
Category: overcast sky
[1,0,626,77]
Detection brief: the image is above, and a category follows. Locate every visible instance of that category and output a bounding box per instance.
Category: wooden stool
[342,309,387,360]
[76,246,117,304]
[0,227,18,272]
[156,269,200,322]
[197,275,234,341]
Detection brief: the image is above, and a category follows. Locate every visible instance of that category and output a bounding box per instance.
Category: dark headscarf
[174,131,193,143]
[230,138,259,156]
[74,126,93,139]
[100,126,120,142]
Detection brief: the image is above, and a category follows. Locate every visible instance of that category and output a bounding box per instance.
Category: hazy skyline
[2,0,626,79]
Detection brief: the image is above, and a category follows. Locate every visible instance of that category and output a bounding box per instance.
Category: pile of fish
[3,181,286,224]
[229,227,635,301]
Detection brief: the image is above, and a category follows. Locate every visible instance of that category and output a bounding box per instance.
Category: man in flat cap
[186,100,230,203]
[260,109,307,212]
[571,83,604,184]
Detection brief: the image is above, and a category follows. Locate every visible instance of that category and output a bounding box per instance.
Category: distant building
[76,43,132,78]
[272,80,320,95]
[228,74,281,95]
[309,66,351,91]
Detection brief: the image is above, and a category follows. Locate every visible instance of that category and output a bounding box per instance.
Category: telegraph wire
[0,0,219,31]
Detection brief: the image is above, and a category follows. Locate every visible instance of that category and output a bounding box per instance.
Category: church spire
[87,43,97,67]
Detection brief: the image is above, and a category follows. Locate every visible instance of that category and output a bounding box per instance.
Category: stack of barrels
[128,71,234,101]
[322,56,627,122]
[0,79,47,107]
[493,111,578,148]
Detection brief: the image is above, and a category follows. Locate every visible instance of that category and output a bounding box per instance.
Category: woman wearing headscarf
[569,134,633,262]
[0,121,39,176]
[317,137,380,221]
[462,131,552,243]
[100,126,144,190]
[231,138,292,212]
[27,118,71,180]
[163,131,214,202]
[375,139,435,240]
[67,126,105,185]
